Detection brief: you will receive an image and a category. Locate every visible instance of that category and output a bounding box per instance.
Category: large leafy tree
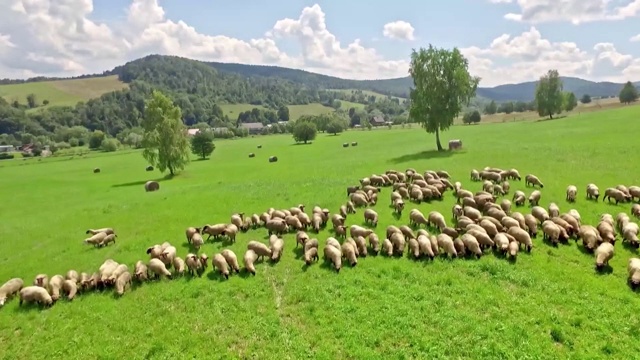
[409,45,480,151]
[564,92,578,112]
[535,70,564,119]
[190,130,215,160]
[292,120,317,144]
[141,90,190,175]
[619,81,639,104]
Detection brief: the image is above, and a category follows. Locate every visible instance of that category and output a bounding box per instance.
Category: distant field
[288,103,334,120]
[219,104,267,119]
[329,89,406,101]
[0,75,128,109]
[338,100,366,110]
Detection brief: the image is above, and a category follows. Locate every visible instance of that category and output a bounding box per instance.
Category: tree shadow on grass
[290,142,313,146]
[388,149,460,164]
[193,158,210,162]
[111,173,174,188]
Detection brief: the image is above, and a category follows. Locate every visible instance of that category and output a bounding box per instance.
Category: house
[241,122,265,134]
[370,116,386,127]
[0,145,14,153]
[186,128,200,136]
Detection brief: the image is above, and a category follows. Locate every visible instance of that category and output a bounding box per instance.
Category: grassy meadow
[0,76,128,110]
[2,105,640,359]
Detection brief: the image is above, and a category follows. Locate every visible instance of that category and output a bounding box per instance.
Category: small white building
[186,129,200,136]
[0,145,14,153]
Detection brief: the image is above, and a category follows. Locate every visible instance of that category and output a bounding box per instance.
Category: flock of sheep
[3,166,640,309]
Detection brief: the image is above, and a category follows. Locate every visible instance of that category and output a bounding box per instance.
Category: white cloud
[499,0,640,24]
[382,21,415,41]
[489,0,512,3]
[0,1,410,80]
[631,34,640,42]
[461,27,638,86]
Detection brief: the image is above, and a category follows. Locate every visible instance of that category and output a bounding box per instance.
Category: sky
[0,0,639,87]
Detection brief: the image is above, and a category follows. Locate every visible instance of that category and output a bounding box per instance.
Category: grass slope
[329,88,406,101]
[0,75,128,109]
[1,106,640,358]
[288,103,334,120]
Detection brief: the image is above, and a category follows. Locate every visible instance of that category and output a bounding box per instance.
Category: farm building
[0,145,14,153]
[241,122,265,134]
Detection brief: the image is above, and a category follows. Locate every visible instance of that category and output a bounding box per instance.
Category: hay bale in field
[145,165,154,171]
[249,153,255,158]
[268,156,278,163]
[351,142,358,146]
[93,168,101,173]
[342,143,349,148]
[448,139,462,151]
[257,145,262,149]
[145,181,160,192]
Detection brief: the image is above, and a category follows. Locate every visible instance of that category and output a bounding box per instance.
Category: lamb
[270,236,285,262]
[461,234,483,258]
[100,234,117,247]
[212,253,230,279]
[542,220,562,246]
[62,279,78,300]
[324,245,342,272]
[202,223,227,240]
[350,225,374,239]
[19,286,53,307]
[221,249,240,274]
[244,241,271,262]
[243,250,259,275]
[115,272,132,296]
[134,260,149,281]
[603,188,628,204]
[586,184,600,201]
[507,227,533,252]
[628,258,640,289]
[525,174,544,188]
[186,227,201,243]
[566,185,577,202]
[594,242,615,271]
[436,234,457,258]
[148,258,172,279]
[427,211,447,230]
[0,278,24,306]
[528,190,541,206]
[84,232,108,247]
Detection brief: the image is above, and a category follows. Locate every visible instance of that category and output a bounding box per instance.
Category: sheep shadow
[239,269,254,279]
[13,303,50,312]
[111,174,174,188]
[388,149,458,164]
[621,241,639,253]
[594,265,613,275]
[206,271,228,282]
[292,246,304,259]
[290,142,313,146]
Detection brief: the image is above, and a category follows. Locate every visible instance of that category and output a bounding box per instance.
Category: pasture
[0,76,128,109]
[1,105,640,359]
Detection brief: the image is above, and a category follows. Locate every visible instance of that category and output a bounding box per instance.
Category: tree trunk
[168,162,174,175]
[304,140,307,144]
[435,128,443,151]
[549,113,553,119]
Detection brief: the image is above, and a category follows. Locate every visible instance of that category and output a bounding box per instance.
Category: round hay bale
[257,145,262,149]
[249,153,255,158]
[146,165,154,171]
[93,168,101,173]
[351,142,358,146]
[342,143,349,148]
[268,156,278,163]
[144,180,160,192]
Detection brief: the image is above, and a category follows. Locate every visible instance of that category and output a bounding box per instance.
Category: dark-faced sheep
[144,180,160,192]
[628,258,640,289]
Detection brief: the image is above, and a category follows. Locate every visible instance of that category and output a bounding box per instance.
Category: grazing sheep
[467,229,494,249]
[597,221,616,245]
[173,257,186,277]
[528,190,541,206]
[427,211,447,230]
[507,227,533,252]
[221,224,239,243]
[99,234,117,247]
[542,220,562,246]
[86,228,115,235]
[243,250,259,275]
[324,245,342,272]
[65,270,79,284]
[586,184,600,201]
[341,242,358,266]
[148,258,172,280]
[270,236,285,262]
[566,185,577,202]
[436,234,457,258]
[632,204,640,218]
[0,278,24,306]
[512,191,526,206]
[470,169,481,181]
[493,233,510,253]
[578,225,601,252]
[390,232,406,256]
[354,236,368,257]
[628,186,640,201]
[501,216,520,230]
[568,209,581,224]
[202,223,227,241]
[407,238,420,259]
[349,225,374,239]
[144,180,160,192]
[507,240,519,259]
[48,275,64,302]
[62,280,78,300]
[247,241,272,261]
[33,274,49,289]
[221,249,240,274]
[399,225,416,239]
[212,254,230,279]
[603,188,628,204]
[184,254,202,276]
[369,233,380,255]
[265,219,288,236]
[160,246,177,266]
[531,206,549,223]
[416,235,435,259]
[548,203,560,218]
[350,193,369,208]
[628,258,640,289]
[525,174,544,188]
[594,242,615,271]
[524,214,538,237]
[84,232,109,247]
[19,286,53,307]
[108,264,129,284]
[461,234,483,258]
[134,261,149,282]
[551,217,575,238]
[393,198,405,215]
[114,272,132,296]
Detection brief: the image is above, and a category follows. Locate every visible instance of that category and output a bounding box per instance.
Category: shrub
[0,153,14,160]
[101,138,120,152]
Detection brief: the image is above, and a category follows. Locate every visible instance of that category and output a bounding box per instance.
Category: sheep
[202,223,227,240]
[548,203,560,218]
[265,219,289,236]
[499,199,511,214]
[461,233,483,258]
[285,215,304,231]
[628,258,640,289]
[98,260,118,287]
[108,264,129,285]
[61,279,77,301]
[221,224,239,243]
[148,258,172,280]
[86,227,115,235]
[578,225,601,251]
[0,278,23,307]
[330,214,345,228]
[451,205,463,221]
[463,206,482,223]
[339,205,348,218]
[324,245,342,272]
[524,214,538,238]
[326,237,342,251]
[427,211,447,230]
[603,188,628,204]
[172,257,185,277]
[345,238,360,257]
[295,231,310,248]
[525,174,544,188]
[218,249,240,274]
[565,185,577,203]
[551,217,575,238]
[479,219,499,238]
[246,241,271,262]
[416,235,434,259]
[470,169,481,181]
[632,204,640,218]
[597,221,616,245]
[528,190,541,206]
[501,216,520,230]
[617,213,631,233]
[380,238,392,256]
[144,180,160,192]
[367,233,380,255]
[65,270,79,285]
[493,233,510,253]
[212,253,230,279]
[393,198,405,215]
[185,227,201,243]
[134,260,149,281]
[585,184,600,201]
[406,238,420,259]
[568,209,582,224]
[437,234,457,258]
[481,171,502,183]
[531,206,549,224]
[160,245,177,266]
[467,229,494,249]
[346,186,360,196]
[114,272,132,296]
[389,231,406,256]
[629,186,640,201]
[84,232,109,247]
[408,209,428,228]
[19,286,53,307]
[507,227,533,252]
[507,240,519,259]
[512,191,526,206]
[99,234,117,247]
[354,236,368,257]
[594,242,615,271]
[399,225,416,239]
[616,185,632,199]
[350,193,369,207]
[241,250,258,275]
[350,225,374,239]
[341,242,358,267]
[542,220,562,246]
[269,236,285,262]
[409,187,423,203]
[48,275,64,302]
[443,227,459,240]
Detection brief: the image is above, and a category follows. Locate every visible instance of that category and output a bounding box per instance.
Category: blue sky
[0,0,639,86]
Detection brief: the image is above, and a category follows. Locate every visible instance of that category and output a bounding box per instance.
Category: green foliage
[101,138,120,152]
[326,118,345,135]
[535,70,564,119]
[619,81,639,104]
[463,110,481,124]
[26,93,37,108]
[190,130,215,159]
[0,153,14,160]
[564,92,578,112]
[484,100,497,115]
[88,130,105,149]
[409,45,480,150]
[42,99,49,106]
[498,102,514,114]
[141,91,190,175]
[292,120,317,144]
[580,94,591,104]
[277,105,290,122]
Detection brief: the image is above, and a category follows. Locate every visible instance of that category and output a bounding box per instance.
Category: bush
[101,138,120,152]
[89,130,105,149]
[69,137,80,147]
[0,153,14,160]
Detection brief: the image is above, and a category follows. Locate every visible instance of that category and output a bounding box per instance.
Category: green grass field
[288,103,334,120]
[330,88,407,101]
[2,105,640,359]
[0,75,128,109]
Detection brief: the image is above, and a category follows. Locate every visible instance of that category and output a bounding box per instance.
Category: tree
[190,130,215,159]
[101,138,120,152]
[26,94,37,108]
[326,119,345,135]
[88,130,105,149]
[619,81,639,104]
[580,94,591,104]
[409,45,480,151]
[535,70,564,119]
[484,100,497,115]
[42,99,50,106]
[462,110,481,124]
[141,90,190,175]
[564,92,578,111]
[292,120,317,144]
[277,105,290,122]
